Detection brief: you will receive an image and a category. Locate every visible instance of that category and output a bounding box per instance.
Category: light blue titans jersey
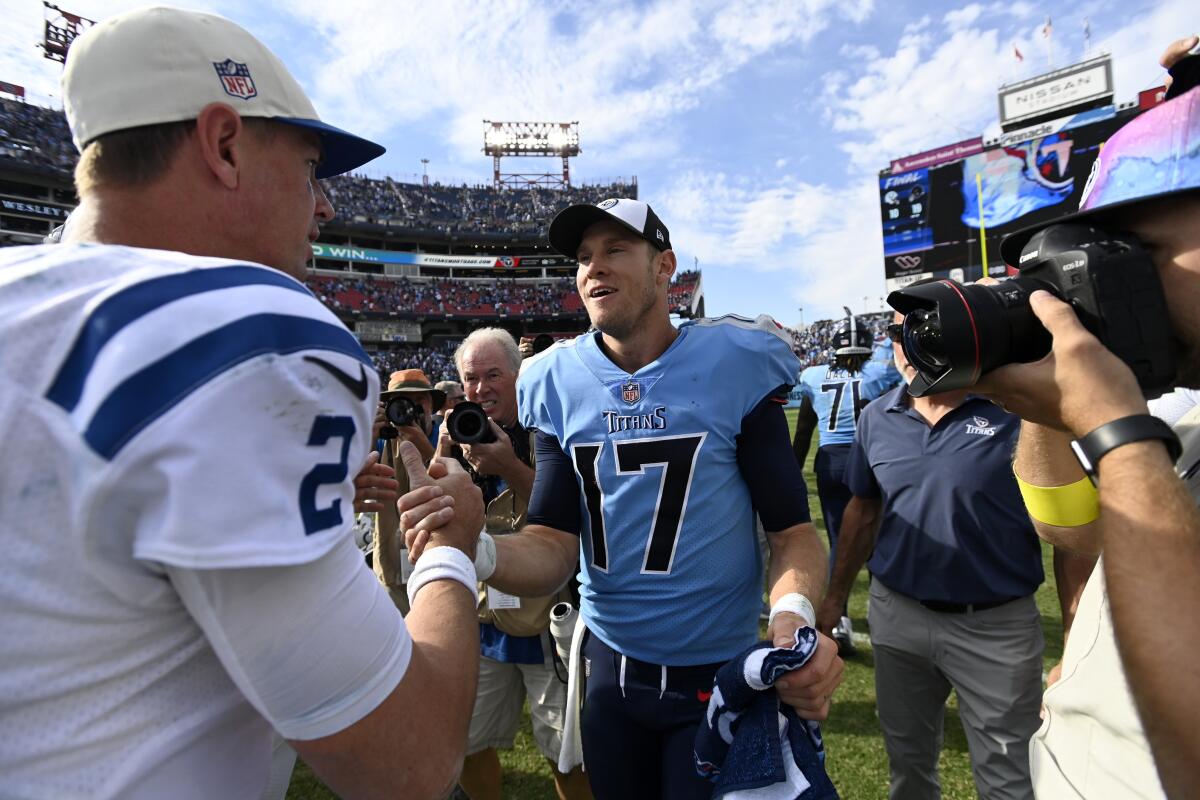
[798,363,888,447]
[519,316,800,666]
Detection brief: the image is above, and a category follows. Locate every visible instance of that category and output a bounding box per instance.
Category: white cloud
[840,42,881,61]
[271,0,875,169]
[943,4,983,31]
[903,15,931,35]
[656,171,886,321]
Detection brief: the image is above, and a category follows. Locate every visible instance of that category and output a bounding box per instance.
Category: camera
[447,401,497,444]
[378,395,425,439]
[887,223,1176,398]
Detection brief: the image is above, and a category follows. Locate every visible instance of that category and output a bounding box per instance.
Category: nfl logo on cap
[621,381,641,404]
[213,59,257,99]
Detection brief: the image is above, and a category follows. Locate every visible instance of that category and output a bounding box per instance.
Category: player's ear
[194,102,244,190]
[656,248,677,285]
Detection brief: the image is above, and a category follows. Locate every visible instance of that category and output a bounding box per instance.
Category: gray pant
[869,579,1043,800]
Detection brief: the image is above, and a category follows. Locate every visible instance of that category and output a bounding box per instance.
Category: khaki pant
[869,579,1043,800]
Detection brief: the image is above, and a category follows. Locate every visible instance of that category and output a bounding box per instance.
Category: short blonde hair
[74,121,193,195]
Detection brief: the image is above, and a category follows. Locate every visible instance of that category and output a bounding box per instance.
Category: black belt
[917,597,1021,614]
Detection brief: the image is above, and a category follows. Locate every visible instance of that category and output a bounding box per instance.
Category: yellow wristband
[1014,471,1100,527]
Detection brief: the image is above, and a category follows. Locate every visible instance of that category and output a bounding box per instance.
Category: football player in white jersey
[0,8,485,799]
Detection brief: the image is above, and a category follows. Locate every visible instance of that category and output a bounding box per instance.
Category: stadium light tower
[483,121,580,190]
[39,2,95,65]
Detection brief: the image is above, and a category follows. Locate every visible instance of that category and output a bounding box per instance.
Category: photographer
[440,328,589,800]
[372,369,446,613]
[967,72,1200,798]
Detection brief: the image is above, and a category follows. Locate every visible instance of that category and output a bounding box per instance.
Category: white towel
[556,611,587,773]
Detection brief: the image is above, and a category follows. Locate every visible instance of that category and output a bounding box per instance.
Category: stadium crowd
[791,310,891,367]
[323,174,638,235]
[307,274,581,316]
[368,344,457,385]
[0,97,76,172]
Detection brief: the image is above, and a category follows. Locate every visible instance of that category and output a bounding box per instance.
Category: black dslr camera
[887,223,1176,398]
[446,401,497,444]
[378,395,425,440]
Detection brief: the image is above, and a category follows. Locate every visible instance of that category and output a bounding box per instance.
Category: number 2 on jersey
[571,433,706,574]
[298,415,355,535]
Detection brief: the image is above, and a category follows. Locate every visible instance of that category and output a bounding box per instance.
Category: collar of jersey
[576,326,692,382]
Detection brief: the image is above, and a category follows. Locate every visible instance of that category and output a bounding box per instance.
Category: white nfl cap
[61,6,384,178]
[548,198,672,257]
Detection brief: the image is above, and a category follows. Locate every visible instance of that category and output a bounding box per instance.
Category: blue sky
[1,0,1190,325]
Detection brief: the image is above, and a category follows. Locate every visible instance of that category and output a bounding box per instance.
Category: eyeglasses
[886,323,904,343]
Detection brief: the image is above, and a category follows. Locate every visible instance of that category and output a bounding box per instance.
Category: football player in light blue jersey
[402,199,844,800]
[792,311,888,655]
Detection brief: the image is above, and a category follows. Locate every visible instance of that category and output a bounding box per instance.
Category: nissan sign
[999,55,1112,128]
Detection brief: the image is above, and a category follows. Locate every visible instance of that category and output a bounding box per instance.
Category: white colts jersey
[0,244,381,798]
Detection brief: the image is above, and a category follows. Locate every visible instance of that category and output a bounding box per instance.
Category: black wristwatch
[1070,414,1183,482]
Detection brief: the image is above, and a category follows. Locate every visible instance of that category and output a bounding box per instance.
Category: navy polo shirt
[846,385,1043,604]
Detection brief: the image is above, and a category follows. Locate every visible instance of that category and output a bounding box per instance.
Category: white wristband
[406,546,477,606]
[768,593,816,630]
[474,531,497,582]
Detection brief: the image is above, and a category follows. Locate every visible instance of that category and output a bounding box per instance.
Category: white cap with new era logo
[61,6,384,178]
[548,197,672,257]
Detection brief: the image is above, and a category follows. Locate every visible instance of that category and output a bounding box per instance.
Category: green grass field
[288,407,1065,799]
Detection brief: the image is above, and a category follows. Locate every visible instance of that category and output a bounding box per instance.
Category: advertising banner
[993,104,1115,148]
[0,81,24,98]
[999,56,1112,127]
[889,138,984,174]
[310,243,575,268]
[0,198,69,220]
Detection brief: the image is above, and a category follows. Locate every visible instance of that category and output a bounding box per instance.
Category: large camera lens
[447,401,497,444]
[902,309,949,375]
[888,278,1051,396]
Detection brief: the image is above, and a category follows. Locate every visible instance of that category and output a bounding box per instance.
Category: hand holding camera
[888,223,1176,400]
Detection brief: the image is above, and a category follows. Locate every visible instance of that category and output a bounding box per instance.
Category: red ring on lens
[939,280,981,384]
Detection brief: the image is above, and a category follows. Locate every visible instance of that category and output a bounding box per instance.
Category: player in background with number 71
[401,198,843,800]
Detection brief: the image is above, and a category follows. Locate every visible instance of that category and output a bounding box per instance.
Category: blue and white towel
[694,628,839,799]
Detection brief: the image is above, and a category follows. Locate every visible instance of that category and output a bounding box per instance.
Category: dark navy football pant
[580,630,722,800]
[815,444,853,615]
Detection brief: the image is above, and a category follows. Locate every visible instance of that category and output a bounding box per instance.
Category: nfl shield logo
[621,381,641,404]
[213,59,257,100]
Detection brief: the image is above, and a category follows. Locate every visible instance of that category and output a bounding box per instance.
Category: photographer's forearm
[498,459,534,505]
[487,524,578,597]
[1014,421,1084,484]
[1015,422,1103,555]
[1098,441,1200,798]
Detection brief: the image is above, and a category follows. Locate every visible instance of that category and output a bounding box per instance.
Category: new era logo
[213,59,257,100]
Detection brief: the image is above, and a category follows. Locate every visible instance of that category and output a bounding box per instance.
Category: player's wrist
[769,592,816,629]
[406,545,477,605]
[474,530,497,581]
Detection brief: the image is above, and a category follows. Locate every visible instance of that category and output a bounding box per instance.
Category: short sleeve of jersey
[798,367,817,402]
[845,403,881,498]
[687,315,801,418]
[517,343,567,437]
[73,275,378,570]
